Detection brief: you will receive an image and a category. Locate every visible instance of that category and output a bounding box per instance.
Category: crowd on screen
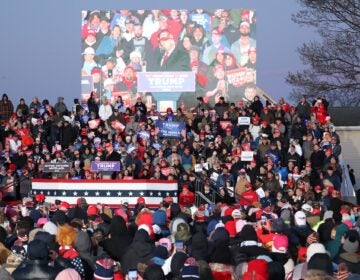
[0,90,359,280]
[81,9,257,108]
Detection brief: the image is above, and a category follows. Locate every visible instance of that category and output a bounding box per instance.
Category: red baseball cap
[211,29,222,36]
[87,205,98,216]
[137,197,145,204]
[91,67,101,75]
[35,193,45,203]
[86,29,96,37]
[273,234,288,253]
[182,185,189,190]
[59,201,70,210]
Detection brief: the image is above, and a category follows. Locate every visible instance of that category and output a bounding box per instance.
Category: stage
[31,179,178,207]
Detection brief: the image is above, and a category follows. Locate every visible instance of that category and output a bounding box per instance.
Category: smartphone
[3,220,9,229]
[175,241,184,251]
[128,269,138,280]
[261,216,267,226]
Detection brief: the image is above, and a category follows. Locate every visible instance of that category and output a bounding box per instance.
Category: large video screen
[81,9,256,111]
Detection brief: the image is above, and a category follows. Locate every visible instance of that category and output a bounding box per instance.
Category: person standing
[98,98,113,122]
[230,21,256,66]
[296,95,311,120]
[0,93,14,122]
[155,29,190,71]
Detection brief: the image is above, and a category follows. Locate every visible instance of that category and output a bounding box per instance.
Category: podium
[137,71,195,112]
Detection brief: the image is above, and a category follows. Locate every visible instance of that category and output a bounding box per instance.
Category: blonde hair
[56,224,77,246]
[305,269,334,280]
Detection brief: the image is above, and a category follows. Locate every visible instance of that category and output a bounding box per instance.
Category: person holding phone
[127,269,140,280]
[175,241,185,252]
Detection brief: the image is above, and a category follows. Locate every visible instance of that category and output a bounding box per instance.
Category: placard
[88,119,100,129]
[256,187,266,199]
[195,162,209,173]
[138,130,150,141]
[137,72,195,92]
[44,163,72,173]
[111,120,125,131]
[238,117,251,125]
[161,167,172,177]
[220,121,232,130]
[210,172,219,182]
[156,121,185,139]
[91,161,121,172]
[241,151,254,161]
[226,68,256,88]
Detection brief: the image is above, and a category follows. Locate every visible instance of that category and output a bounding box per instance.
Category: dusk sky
[0,0,317,107]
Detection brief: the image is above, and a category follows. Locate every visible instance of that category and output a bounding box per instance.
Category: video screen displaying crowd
[81,9,257,109]
[0,91,358,277]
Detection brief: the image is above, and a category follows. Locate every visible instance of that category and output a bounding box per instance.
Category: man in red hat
[154,29,190,71]
[59,201,70,213]
[133,196,146,216]
[223,126,234,148]
[239,182,258,206]
[134,96,147,115]
[260,106,275,124]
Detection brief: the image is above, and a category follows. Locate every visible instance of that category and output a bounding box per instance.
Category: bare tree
[287,0,360,106]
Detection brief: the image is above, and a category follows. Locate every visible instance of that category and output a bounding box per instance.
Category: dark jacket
[12,259,59,280]
[296,101,311,119]
[121,229,155,274]
[155,46,190,72]
[100,216,132,262]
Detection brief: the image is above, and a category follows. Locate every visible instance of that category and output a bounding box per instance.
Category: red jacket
[239,190,258,206]
[179,191,195,207]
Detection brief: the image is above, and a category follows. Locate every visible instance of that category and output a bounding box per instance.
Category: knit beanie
[307,253,333,276]
[194,206,206,222]
[181,265,200,279]
[28,239,49,261]
[93,258,115,280]
[307,243,327,262]
[153,209,167,226]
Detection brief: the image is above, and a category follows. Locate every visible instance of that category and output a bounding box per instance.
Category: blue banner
[156,121,185,139]
[137,72,195,92]
[91,161,121,172]
[138,130,150,141]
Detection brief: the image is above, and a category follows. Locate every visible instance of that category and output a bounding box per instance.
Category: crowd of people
[81,9,257,108]
[0,88,359,280]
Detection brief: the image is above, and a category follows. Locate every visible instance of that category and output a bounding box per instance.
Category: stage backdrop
[81,9,256,111]
[32,179,178,207]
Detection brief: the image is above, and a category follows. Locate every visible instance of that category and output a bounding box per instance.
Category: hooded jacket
[100,216,132,262]
[121,228,155,274]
